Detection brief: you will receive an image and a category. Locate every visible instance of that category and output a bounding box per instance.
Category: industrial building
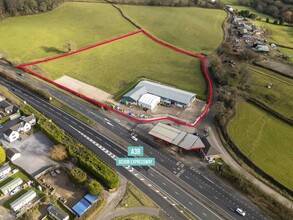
[148,123,205,150]
[10,189,36,212]
[0,177,23,195]
[122,81,196,110]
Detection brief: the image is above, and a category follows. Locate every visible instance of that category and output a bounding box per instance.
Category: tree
[64,41,77,53]
[0,146,5,165]
[266,17,270,23]
[50,145,68,161]
[70,167,87,185]
[274,19,279,24]
[221,42,232,55]
[87,180,102,196]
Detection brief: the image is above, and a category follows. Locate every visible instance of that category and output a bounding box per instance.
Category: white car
[131,135,138,141]
[236,208,246,216]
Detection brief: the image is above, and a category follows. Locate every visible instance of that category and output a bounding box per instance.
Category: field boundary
[18,30,212,127]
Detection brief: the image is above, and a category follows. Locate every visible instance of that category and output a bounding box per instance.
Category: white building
[0,177,23,195]
[6,148,21,162]
[138,94,161,111]
[0,164,11,177]
[3,129,19,143]
[10,189,36,212]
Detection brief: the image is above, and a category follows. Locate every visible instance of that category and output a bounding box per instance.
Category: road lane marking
[189,202,193,205]
[79,126,85,130]
[202,212,207,216]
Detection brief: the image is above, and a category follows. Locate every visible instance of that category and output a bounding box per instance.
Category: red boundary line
[18,30,213,127]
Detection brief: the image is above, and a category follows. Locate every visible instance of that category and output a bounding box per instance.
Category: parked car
[236,208,246,216]
[0,125,3,129]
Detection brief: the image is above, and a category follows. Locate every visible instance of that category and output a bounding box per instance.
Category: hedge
[70,167,87,185]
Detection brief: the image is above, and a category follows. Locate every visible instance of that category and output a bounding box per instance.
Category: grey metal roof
[148,123,205,150]
[0,177,23,193]
[123,86,147,102]
[0,164,11,173]
[48,205,69,220]
[124,81,196,105]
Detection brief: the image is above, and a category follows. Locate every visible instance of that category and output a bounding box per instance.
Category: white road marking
[189,202,193,205]
[79,126,85,130]
[175,191,179,195]
[202,212,207,216]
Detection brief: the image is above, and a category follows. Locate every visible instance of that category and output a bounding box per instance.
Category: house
[0,164,11,177]
[0,177,23,195]
[11,121,31,133]
[10,189,36,212]
[6,148,21,162]
[21,114,36,126]
[47,205,69,220]
[200,137,221,160]
[0,100,14,115]
[3,129,20,143]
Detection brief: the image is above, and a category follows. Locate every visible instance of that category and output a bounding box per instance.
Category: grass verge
[118,182,157,208]
[114,214,163,220]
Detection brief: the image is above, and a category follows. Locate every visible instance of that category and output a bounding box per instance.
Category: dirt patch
[39,168,86,207]
[55,75,113,102]
[255,60,293,78]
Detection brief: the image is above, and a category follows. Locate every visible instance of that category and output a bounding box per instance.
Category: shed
[72,198,91,217]
[48,205,69,220]
[10,189,36,211]
[138,94,160,111]
[84,193,99,204]
[6,148,21,162]
[0,177,23,195]
[0,164,11,176]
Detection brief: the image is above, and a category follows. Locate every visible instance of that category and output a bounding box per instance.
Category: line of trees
[237,0,293,23]
[0,0,65,19]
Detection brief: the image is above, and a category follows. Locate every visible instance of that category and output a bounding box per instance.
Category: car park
[236,208,246,216]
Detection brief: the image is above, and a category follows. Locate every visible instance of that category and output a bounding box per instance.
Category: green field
[251,21,293,48]
[278,47,293,64]
[249,66,293,119]
[233,6,275,21]
[228,101,293,190]
[36,34,206,99]
[0,2,135,62]
[119,5,226,53]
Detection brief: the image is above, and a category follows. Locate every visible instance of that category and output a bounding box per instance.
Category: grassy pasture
[0,2,136,62]
[233,6,275,21]
[249,66,293,119]
[228,101,293,191]
[278,47,293,64]
[119,5,226,53]
[35,33,206,99]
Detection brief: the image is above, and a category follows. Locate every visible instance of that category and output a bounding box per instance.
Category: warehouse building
[10,189,36,212]
[0,177,23,195]
[122,81,196,110]
[148,123,205,150]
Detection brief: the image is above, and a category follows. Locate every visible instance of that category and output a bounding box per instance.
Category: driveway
[2,131,57,177]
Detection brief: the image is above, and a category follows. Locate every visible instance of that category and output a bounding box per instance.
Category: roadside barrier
[18,30,213,127]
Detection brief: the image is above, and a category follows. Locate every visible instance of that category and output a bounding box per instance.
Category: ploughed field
[228,101,293,191]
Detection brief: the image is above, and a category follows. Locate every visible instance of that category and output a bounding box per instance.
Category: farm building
[10,189,36,212]
[72,193,99,217]
[0,177,23,195]
[148,123,205,150]
[47,205,69,220]
[123,81,196,109]
[0,164,11,176]
[6,148,21,162]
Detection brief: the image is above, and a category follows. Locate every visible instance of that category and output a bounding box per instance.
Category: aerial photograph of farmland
[0,0,292,219]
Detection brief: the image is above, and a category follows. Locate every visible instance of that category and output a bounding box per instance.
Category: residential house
[0,164,11,177]
[10,189,36,212]
[0,177,23,195]
[6,148,21,162]
[3,129,19,143]
[0,100,14,115]
[21,114,36,126]
[47,205,69,220]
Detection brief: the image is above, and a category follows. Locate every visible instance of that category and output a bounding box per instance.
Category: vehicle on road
[10,187,20,196]
[131,135,138,141]
[236,208,246,216]
[0,125,3,129]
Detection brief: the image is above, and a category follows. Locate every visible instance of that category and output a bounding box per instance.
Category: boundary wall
[18,30,213,127]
